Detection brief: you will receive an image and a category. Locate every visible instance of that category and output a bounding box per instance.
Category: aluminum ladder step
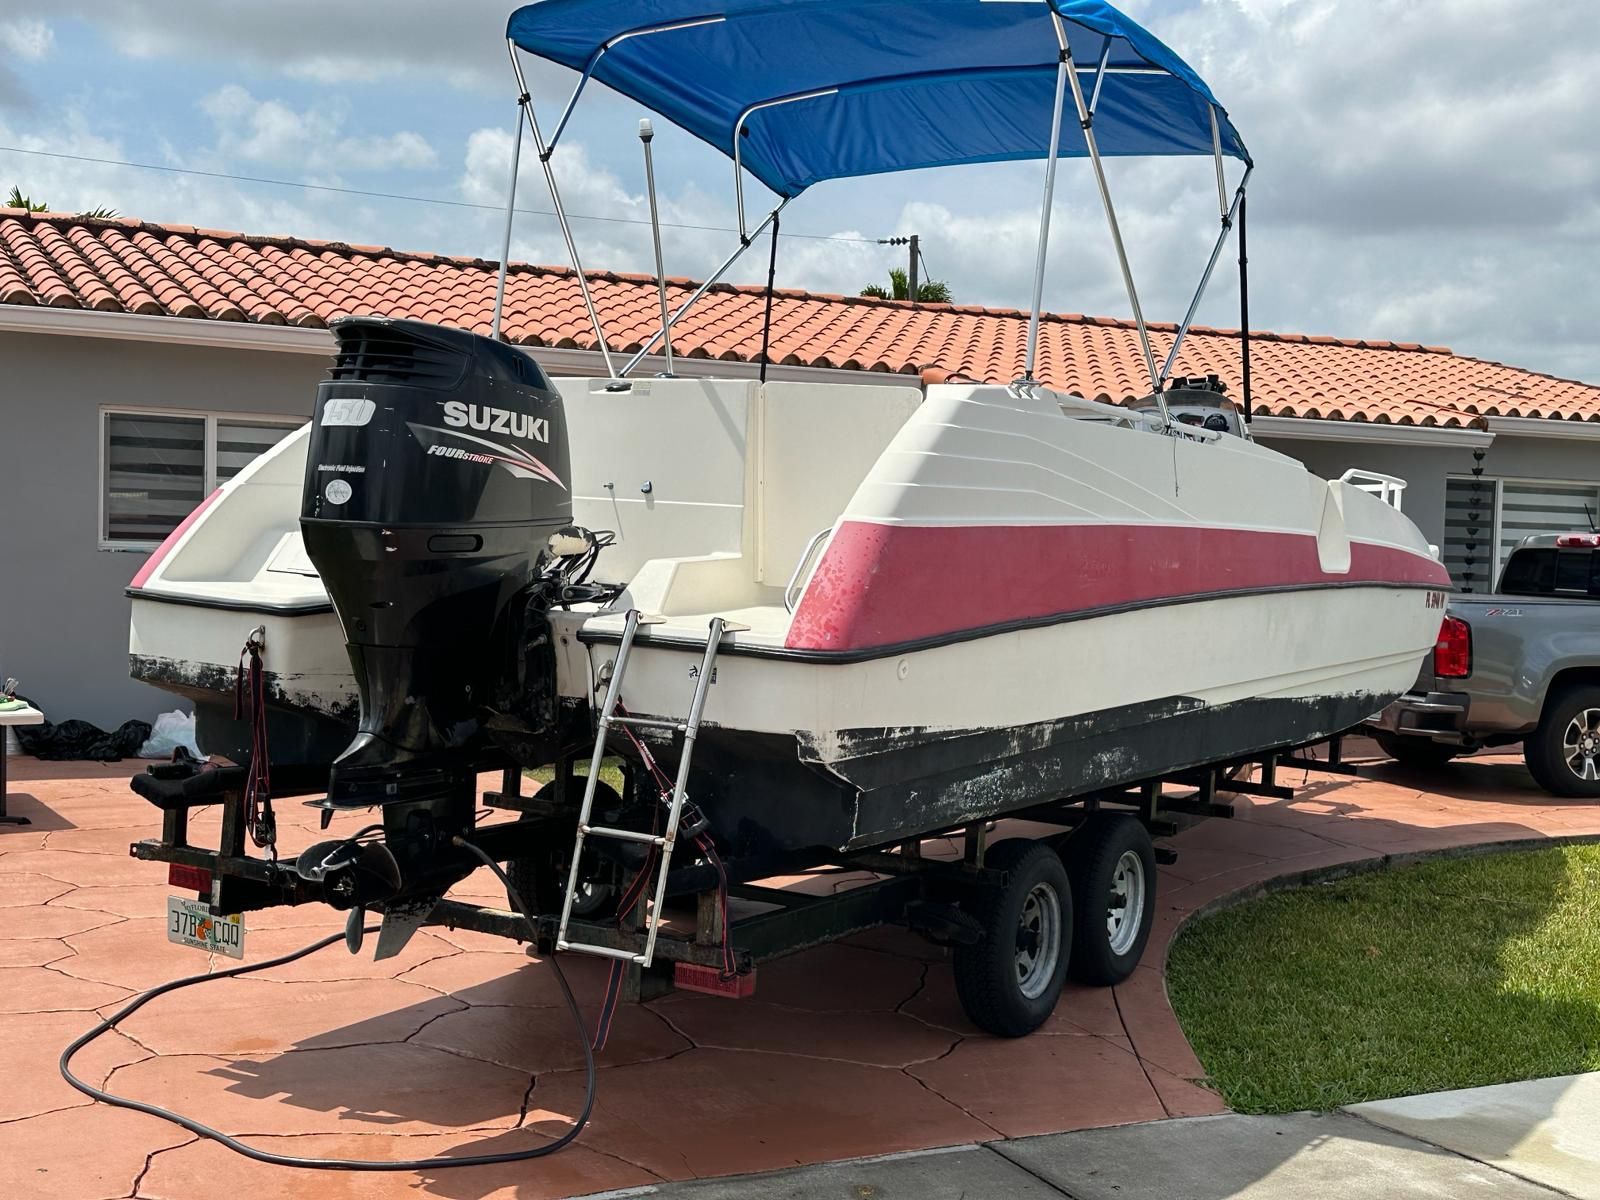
[555,609,740,968]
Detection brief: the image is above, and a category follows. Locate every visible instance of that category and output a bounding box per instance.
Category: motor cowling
[301,316,571,812]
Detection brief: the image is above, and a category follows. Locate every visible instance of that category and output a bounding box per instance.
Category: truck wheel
[954,839,1071,1037]
[1064,814,1157,986]
[1524,686,1600,798]
[1373,731,1461,768]
[505,782,622,919]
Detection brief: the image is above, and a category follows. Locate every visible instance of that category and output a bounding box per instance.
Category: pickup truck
[1367,532,1600,797]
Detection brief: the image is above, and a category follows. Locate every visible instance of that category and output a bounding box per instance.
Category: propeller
[355,841,402,892]
[293,839,358,882]
[345,907,366,955]
[292,834,403,904]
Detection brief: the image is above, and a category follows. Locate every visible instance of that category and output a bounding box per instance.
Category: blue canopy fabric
[507,0,1249,199]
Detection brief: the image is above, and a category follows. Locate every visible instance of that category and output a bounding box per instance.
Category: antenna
[638,118,674,376]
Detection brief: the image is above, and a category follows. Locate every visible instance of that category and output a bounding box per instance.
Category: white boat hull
[569,582,1439,851]
[127,375,1448,848]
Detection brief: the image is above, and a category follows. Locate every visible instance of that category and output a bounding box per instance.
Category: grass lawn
[523,759,627,794]
[1167,844,1600,1113]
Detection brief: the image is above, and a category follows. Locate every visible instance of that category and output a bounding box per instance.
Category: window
[1443,475,1600,593]
[102,413,207,548]
[101,409,301,549]
[216,419,298,483]
[1499,547,1600,599]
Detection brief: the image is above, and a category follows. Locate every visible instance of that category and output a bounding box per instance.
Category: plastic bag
[138,709,202,760]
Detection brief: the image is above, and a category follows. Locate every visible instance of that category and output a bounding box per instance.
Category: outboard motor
[298,317,570,907]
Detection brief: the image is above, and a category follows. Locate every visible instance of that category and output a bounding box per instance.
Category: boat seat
[602,554,795,648]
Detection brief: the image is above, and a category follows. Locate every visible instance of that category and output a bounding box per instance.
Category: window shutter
[104,414,206,544]
[1498,481,1600,569]
[216,419,299,483]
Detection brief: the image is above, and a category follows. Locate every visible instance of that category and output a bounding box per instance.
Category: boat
[128,422,355,784]
[127,0,1450,1031]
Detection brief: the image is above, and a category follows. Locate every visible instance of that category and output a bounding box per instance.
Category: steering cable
[58,838,596,1172]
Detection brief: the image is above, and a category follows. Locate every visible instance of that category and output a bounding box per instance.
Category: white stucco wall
[1257,432,1600,555]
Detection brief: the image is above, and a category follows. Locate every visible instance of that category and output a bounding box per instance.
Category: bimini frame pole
[1020,50,1072,383]
[1238,192,1253,424]
[732,89,837,242]
[1158,161,1252,386]
[1056,15,1168,428]
[619,199,789,377]
[544,15,729,156]
[490,89,528,342]
[506,39,617,378]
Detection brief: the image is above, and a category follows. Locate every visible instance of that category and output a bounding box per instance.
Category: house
[3,207,1598,727]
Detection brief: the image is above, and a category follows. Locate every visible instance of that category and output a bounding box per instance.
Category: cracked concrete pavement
[1,743,1596,1199]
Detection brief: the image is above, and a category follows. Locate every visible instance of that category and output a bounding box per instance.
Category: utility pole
[876,234,919,302]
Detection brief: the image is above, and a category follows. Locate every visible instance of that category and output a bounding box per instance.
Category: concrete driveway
[0,743,1595,1199]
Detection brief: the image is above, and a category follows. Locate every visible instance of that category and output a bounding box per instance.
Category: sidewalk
[578,1074,1600,1199]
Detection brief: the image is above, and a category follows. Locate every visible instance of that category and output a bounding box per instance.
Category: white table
[0,705,44,825]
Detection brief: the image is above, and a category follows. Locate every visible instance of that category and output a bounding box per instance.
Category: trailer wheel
[1524,685,1600,798]
[954,839,1071,1037]
[1064,814,1156,986]
[505,782,622,919]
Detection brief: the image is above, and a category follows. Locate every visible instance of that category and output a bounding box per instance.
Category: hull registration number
[166,896,245,959]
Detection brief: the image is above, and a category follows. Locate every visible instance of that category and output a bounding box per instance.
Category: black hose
[58,839,596,1171]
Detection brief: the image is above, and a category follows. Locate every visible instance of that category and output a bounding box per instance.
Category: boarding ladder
[556,609,741,967]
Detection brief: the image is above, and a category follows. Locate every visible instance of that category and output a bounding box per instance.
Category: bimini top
[506,0,1249,199]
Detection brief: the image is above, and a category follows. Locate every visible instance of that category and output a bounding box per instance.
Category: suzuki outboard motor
[299,317,570,909]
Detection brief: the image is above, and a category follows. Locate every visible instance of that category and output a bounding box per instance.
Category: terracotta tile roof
[3,208,1597,429]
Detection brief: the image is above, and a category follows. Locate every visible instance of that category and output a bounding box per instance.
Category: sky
[0,1,1596,381]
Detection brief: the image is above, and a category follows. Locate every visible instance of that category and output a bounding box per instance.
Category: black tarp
[13,703,151,762]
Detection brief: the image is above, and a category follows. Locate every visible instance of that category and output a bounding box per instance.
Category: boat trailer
[130,733,1372,1009]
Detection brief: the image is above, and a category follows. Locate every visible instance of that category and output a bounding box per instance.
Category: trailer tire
[505,782,622,919]
[954,839,1071,1037]
[1064,814,1156,986]
[1524,685,1600,798]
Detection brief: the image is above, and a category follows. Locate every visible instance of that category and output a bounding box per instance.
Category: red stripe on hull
[786,521,1451,653]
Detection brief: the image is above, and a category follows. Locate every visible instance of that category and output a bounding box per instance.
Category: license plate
[166,895,245,959]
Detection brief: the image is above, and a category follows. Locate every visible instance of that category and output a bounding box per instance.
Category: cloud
[0,18,53,60]
[0,110,329,233]
[55,1,508,93]
[197,85,436,172]
[0,18,52,111]
[14,0,1600,381]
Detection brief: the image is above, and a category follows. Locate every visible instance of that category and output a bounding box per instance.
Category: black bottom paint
[130,654,355,781]
[652,690,1390,856]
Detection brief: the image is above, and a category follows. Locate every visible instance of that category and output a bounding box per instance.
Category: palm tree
[6,186,46,212]
[6,186,118,219]
[861,267,952,304]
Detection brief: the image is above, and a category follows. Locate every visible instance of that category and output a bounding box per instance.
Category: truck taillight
[1434,616,1472,678]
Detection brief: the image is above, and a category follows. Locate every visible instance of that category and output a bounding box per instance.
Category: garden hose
[58,838,595,1171]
